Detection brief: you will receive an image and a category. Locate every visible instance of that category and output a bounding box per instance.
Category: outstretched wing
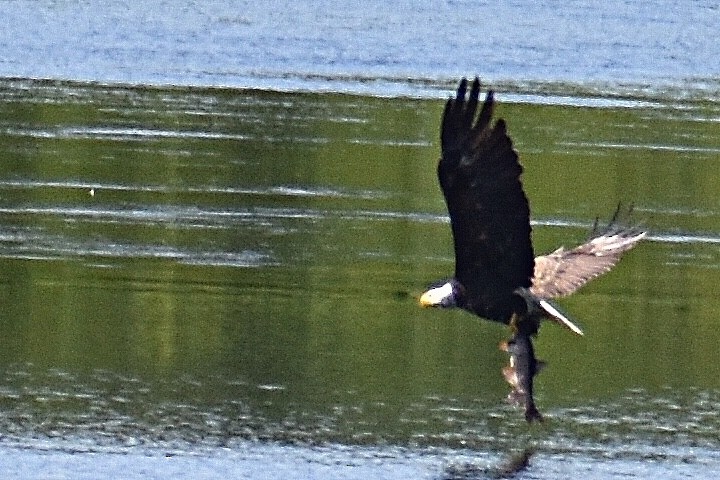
[438,78,534,320]
[530,223,646,299]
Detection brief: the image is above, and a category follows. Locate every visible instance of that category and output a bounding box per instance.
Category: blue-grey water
[2,0,719,98]
[0,1,719,479]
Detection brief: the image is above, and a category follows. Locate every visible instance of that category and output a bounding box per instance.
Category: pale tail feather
[539,299,584,336]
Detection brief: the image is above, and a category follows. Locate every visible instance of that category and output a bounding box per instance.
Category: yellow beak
[419,290,433,307]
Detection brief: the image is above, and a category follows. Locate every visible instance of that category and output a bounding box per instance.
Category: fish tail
[525,404,544,423]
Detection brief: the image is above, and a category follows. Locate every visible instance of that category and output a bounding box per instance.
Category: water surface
[1,0,719,98]
[0,79,719,478]
[1,0,720,477]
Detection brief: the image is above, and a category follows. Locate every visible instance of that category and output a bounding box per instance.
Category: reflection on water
[0,79,719,477]
[2,362,720,454]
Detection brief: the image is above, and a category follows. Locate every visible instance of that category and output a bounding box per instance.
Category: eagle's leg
[509,311,540,337]
[508,312,520,334]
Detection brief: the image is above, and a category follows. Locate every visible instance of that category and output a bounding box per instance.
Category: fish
[499,333,545,423]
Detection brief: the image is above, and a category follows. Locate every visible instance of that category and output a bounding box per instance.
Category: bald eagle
[419,77,646,336]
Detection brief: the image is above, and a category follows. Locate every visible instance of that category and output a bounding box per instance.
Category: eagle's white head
[419,281,459,308]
